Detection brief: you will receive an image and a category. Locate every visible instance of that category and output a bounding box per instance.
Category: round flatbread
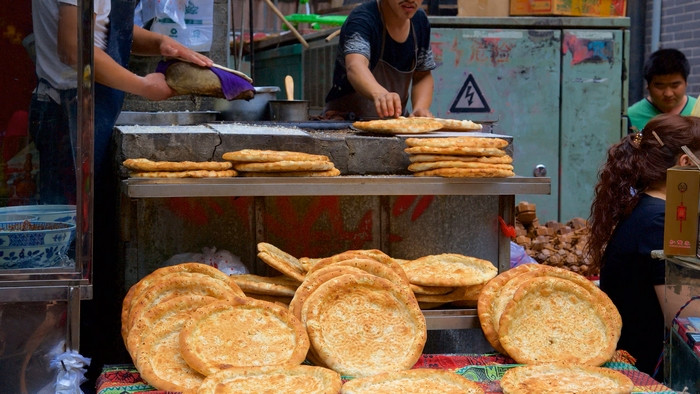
[197,365,342,394]
[353,116,444,135]
[231,274,301,297]
[129,169,238,178]
[126,294,218,363]
[477,263,546,354]
[409,283,456,296]
[408,161,514,172]
[499,363,634,394]
[234,160,335,172]
[405,137,508,148]
[222,149,330,163]
[302,273,427,377]
[121,262,245,342]
[433,117,483,132]
[125,272,245,341]
[498,276,620,366]
[308,250,410,285]
[123,158,233,172]
[179,298,310,376]
[257,242,306,282]
[400,254,497,287]
[404,146,507,157]
[240,168,341,177]
[408,154,513,164]
[412,167,515,178]
[135,314,207,392]
[340,368,485,393]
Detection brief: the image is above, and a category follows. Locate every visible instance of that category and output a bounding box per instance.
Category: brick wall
[643,0,700,99]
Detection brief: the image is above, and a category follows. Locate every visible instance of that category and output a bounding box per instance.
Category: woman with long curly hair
[588,113,700,377]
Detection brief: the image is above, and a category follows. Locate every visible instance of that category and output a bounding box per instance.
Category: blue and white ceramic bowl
[0,205,76,226]
[0,214,38,223]
[0,221,76,269]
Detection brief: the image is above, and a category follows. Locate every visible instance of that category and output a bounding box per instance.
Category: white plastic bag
[163,247,249,275]
[146,0,214,51]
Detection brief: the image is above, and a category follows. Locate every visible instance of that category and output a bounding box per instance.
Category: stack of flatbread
[352,116,482,135]
[404,137,515,178]
[123,158,237,178]
[499,363,633,394]
[477,264,622,366]
[222,149,340,177]
[121,262,335,392]
[340,368,485,393]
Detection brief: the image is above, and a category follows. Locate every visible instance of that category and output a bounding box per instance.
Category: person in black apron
[323,0,436,120]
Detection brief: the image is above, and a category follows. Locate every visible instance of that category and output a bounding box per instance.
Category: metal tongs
[681,145,700,170]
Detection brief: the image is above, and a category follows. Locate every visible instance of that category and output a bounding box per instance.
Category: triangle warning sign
[450,74,490,113]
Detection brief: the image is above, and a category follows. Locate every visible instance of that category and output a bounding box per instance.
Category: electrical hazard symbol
[450,74,490,113]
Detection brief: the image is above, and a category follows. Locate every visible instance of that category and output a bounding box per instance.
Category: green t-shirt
[627,95,697,132]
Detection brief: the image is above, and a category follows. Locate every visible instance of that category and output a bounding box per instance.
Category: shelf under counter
[122,175,551,198]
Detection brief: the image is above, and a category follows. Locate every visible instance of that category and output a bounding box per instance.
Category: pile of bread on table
[122,118,514,180]
[121,241,634,393]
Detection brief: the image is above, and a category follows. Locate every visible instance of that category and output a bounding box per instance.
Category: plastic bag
[50,346,91,394]
[163,247,249,275]
[510,241,537,268]
[144,0,214,51]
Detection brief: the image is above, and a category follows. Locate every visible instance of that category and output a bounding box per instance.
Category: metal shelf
[123,175,551,198]
[423,308,479,330]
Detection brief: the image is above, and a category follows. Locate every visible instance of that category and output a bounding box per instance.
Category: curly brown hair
[587,114,700,269]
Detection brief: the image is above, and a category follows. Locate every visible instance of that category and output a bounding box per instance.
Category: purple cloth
[156,60,254,100]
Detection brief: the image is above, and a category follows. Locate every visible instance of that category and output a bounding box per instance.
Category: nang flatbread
[412,167,515,178]
[129,169,238,178]
[123,158,232,172]
[433,117,483,132]
[409,154,513,164]
[477,263,547,354]
[121,262,245,342]
[400,253,497,287]
[404,137,508,148]
[302,273,426,377]
[222,149,330,163]
[197,365,342,394]
[231,274,300,297]
[257,242,306,282]
[234,160,335,172]
[408,161,513,172]
[340,368,485,394]
[179,298,310,376]
[308,249,410,285]
[240,168,341,177]
[353,116,444,134]
[404,146,507,156]
[498,276,619,366]
[499,363,634,394]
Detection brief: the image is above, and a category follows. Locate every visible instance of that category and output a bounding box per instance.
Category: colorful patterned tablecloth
[96,353,675,394]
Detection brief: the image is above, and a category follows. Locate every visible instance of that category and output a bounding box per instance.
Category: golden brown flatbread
[179,298,310,376]
[129,169,238,178]
[405,137,509,148]
[223,149,330,163]
[499,363,634,394]
[308,249,410,285]
[240,168,341,177]
[121,262,245,342]
[400,253,498,287]
[302,273,426,377]
[433,117,483,132]
[404,146,507,157]
[353,116,444,134]
[498,276,620,366]
[164,61,254,99]
[408,154,513,164]
[477,264,545,354]
[123,158,233,172]
[234,160,335,172]
[340,368,485,393]
[409,283,456,296]
[412,167,515,178]
[231,274,301,297]
[257,242,306,282]
[408,161,514,172]
[197,365,342,394]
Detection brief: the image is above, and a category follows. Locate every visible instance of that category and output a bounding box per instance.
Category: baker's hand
[139,72,177,101]
[373,92,402,118]
[410,108,433,118]
[159,36,213,68]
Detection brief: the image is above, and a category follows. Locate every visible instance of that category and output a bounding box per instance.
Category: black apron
[324,1,418,120]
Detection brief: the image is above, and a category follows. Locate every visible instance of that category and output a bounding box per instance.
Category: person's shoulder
[628,98,652,113]
[349,1,379,18]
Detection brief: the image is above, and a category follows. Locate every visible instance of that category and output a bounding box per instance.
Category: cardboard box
[459,0,510,16]
[509,0,627,17]
[664,166,700,257]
